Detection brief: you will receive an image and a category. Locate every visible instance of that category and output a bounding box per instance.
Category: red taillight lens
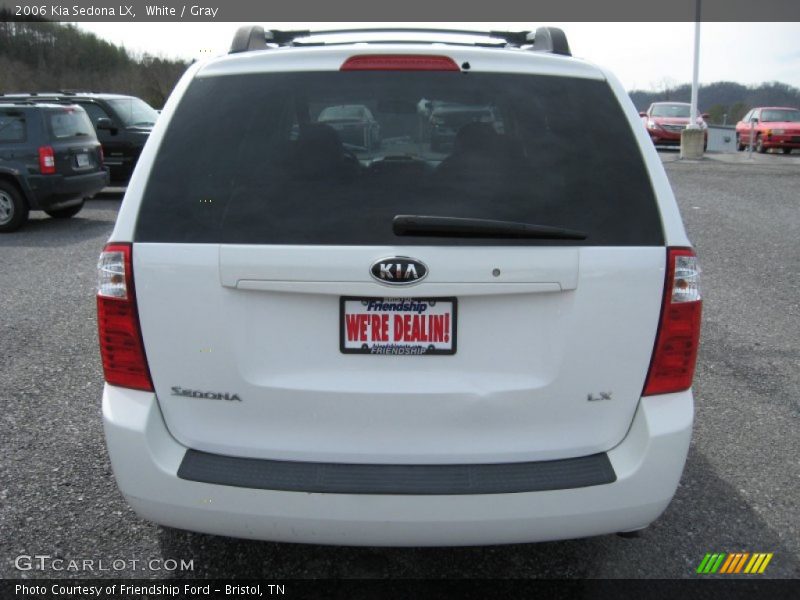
[340,55,460,71]
[38,146,56,174]
[643,247,702,396]
[96,243,153,392]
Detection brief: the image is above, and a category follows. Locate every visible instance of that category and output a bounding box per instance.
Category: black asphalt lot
[1,153,798,579]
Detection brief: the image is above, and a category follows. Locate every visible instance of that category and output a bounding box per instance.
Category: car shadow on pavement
[156,449,799,579]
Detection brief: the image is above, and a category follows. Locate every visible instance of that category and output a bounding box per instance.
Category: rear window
[47,107,95,140]
[135,71,663,246]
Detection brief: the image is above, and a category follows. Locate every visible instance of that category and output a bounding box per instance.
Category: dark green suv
[2,93,158,182]
[0,102,108,232]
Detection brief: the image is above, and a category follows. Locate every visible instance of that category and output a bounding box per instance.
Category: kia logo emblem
[370,257,428,286]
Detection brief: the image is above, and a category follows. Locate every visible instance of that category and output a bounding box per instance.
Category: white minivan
[97,27,701,546]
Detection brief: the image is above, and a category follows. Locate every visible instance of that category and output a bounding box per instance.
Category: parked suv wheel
[756,135,767,153]
[45,200,85,219]
[0,181,29,233]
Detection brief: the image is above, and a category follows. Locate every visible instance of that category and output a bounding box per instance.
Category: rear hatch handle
[219,244,580,295]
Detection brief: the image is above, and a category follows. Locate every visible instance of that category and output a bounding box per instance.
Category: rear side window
[136,71,663,246]
[47,108,95,140]
[80,102,112,127]
[0,111,26,143]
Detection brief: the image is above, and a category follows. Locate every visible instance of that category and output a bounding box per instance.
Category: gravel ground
[1,154,798,579]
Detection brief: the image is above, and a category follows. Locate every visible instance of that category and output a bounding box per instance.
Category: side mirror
[750,117,759,124]
[701,113,710,119]
[639,112,647,117]
[95,118,118,135]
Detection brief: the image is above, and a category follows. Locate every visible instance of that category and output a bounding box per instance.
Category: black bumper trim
[177,450,617,495]
[27,170,109,209]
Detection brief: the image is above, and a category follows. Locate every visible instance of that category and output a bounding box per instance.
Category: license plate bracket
[340,296,457,355]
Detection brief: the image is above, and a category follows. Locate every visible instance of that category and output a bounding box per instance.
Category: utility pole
[688,0,701,129]
[681,0,704,158]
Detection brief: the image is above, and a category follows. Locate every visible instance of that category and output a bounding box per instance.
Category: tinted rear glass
[47,107,95,140]
[136,71,663,246]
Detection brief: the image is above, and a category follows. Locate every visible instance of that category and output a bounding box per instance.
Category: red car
[640,102,708,150]
[735,107,800,154]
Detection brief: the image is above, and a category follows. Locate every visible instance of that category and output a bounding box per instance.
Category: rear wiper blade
[393,215,587,240]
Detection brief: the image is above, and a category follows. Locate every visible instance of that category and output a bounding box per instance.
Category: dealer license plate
[340,297,457,355]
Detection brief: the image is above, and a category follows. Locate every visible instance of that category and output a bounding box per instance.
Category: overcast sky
[76,22,800,91]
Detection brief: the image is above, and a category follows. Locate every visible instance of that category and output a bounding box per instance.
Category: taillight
[96,243,153,392]
[643,247,702,396]
[340,55,460,71]
[38,146,56,174]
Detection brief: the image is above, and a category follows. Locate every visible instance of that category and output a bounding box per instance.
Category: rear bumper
[762,136,800,149]
[103,145,144,182]
[26,170,109,210]
[105,159,135,183]
[649,130,708,145]
[103,385,693,546]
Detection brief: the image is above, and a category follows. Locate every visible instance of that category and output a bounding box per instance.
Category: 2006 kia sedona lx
[97,27,701,546]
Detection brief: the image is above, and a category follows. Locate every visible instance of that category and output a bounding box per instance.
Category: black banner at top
[1,0,799,22]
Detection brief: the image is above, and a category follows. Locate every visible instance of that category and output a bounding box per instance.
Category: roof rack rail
[531,27,570,56]
[0,92,61,97]
[230,25,268,53]
[229,26,571,57]
[0,100,67,106]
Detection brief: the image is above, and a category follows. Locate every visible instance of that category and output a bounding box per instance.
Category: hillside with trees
[0,11,187,108]
[2,14,798,120]
[629,81,800,125]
